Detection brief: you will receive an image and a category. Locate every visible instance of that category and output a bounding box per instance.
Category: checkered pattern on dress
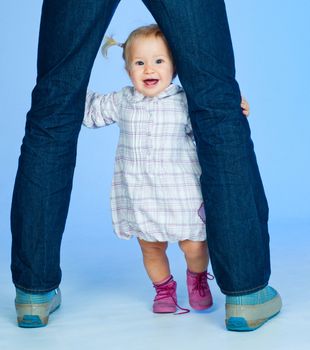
[83,84,206,242]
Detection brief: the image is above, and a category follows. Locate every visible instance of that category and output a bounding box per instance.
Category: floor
[0,219,309,350]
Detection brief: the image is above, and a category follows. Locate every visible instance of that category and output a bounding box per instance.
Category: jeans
[11,0,270,295]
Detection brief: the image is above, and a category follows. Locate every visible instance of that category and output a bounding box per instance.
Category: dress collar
[125,83,183,103]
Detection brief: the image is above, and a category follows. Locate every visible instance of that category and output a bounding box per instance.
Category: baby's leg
[179,240,213,310]
[137,239,170,284]
[138,239,182,313]
[178,240,209,273]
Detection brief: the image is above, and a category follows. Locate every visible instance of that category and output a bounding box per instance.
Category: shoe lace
[154,278,190,315]
[192,272,214,297]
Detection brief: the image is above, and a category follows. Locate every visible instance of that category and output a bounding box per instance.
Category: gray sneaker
[15,288,61,327]
[225,286,282,331]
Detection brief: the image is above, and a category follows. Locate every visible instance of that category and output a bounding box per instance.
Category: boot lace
[153,278,190,315]
[192,272,214,297]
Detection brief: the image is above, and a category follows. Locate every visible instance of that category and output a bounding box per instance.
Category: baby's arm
[83,90,120,128]
[241,97,250,117]
[185,97,251,139]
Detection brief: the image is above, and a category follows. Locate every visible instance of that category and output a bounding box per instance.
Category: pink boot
[186,270,214,310]
[153,276,178,313]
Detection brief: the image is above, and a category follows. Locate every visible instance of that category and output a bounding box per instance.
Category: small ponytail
[101,36,124,58]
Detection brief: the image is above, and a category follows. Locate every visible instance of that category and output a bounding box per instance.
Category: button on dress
[83,84,206,242]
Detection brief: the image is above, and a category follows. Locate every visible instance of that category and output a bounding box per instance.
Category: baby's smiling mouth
[143,79,159,86]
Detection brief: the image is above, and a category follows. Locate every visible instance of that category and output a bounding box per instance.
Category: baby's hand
[241,97,250,117]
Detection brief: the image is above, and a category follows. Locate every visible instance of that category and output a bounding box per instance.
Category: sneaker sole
[17,304,61,328]
[225,311,280,331]
[225,294,282,331]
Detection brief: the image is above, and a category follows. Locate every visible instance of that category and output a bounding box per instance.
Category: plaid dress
[83,84,206,242]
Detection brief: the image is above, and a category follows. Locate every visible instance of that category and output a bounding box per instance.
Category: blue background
[1,1,309,231]
[0,2,310,348]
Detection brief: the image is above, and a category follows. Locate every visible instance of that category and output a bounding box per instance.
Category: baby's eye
[155,59,164,64]
[135,60,144,66]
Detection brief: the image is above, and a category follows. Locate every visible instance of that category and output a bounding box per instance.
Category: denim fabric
[11,0,270,295]
[11,0,121,292]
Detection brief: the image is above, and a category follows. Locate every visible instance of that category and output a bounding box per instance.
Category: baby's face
[127,35,174,97]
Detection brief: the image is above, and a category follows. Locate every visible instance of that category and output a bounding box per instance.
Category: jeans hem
[14,282,60,294]
[220,281,269,296]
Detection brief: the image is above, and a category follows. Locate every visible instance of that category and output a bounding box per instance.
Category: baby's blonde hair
[102,24,176,77]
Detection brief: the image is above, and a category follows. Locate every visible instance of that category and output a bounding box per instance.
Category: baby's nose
[144,64,154,73]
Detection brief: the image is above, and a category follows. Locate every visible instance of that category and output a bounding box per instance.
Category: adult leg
[142,0,270,295]
[11,0,121,293]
